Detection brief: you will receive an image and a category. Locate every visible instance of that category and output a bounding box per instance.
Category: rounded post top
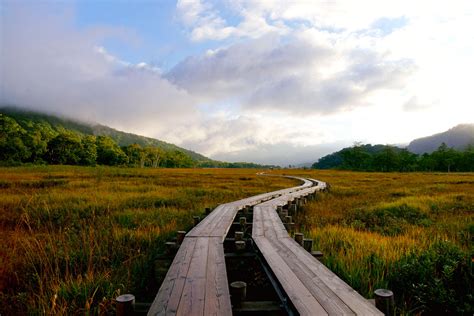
[374,289,394,298]
[230,281,247,289]
[116,294,135,302]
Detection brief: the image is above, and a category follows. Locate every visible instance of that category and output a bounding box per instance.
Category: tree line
[312,143,474,172]
[0,113,196,167]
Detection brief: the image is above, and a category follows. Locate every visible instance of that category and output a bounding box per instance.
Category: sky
[1,0,474,166]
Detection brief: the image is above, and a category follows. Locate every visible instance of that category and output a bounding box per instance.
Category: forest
[313,143,474,172]
[0,112,273,169]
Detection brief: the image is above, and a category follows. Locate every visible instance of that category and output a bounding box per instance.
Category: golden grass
[0,166,298,315]
[1,167,472,314]
[271,169,473,308]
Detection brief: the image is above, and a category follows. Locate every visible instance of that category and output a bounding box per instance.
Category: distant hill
[312,144,405,170]
[407,124,474,154]
[1,107,277,168]
[1,106,210,161]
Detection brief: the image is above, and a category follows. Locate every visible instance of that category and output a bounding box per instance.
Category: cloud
[167,31,415,115]
[0,3,198,136]
[2,0,473,166]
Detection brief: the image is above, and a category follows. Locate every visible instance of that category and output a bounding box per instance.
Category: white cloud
[0,3,198,137]
[167,31,414,115]
[2,0,473,166]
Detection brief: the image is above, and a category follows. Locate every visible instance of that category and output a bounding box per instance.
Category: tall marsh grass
[0,166,297,314]
[278,170,474,314]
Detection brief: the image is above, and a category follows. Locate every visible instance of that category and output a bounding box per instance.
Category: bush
[388,241,473,315]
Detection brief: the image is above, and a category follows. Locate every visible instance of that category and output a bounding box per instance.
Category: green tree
[0,114,30,162]
[24,121,57,163]
[96,136,127,166]
[162,150,194,168]
[124,144,146,167]
[341,144,372,170]
[398,149,418,172]
[144,147,163,168]
[432,143,458,172]
[46,132,82,165]
[80,135,97,166]
[373,147,400,172]
[460,145,474,171]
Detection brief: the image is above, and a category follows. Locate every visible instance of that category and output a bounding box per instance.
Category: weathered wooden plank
[254,237,329,316]
[279,238,382,315]
[270,238,355,315]
[176,237,209,316]
[204,237,232,316]
[148,238,197,316]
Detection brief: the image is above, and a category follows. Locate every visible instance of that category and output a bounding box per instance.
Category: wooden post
[235,231,244,241]
[176,231,186,245]
[294,233,304,246]
[239,216,247,227]
[285,215,292,223]
[165,242,177,256]
[116,294,135,316]
[230,281,247,308]
[243,205,250,216]
[193,216,200,226]
[289,203,297,215]
[205,207,211,216]
[303,239,313,252]
[311,250,323,259]
[276,205,283,215]
[235,240,246,252]
[374,289,394,315]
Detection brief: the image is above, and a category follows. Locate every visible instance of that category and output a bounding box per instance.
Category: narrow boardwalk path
[148,175,382,316]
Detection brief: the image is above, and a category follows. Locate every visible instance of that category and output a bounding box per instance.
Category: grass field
[280,170,474,315]
[0,166,298,315]
[1,166,472,315]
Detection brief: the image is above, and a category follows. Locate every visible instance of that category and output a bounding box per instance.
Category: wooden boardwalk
[148,176,382,316]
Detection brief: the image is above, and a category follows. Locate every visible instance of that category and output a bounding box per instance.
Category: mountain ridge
[407,124,474,154]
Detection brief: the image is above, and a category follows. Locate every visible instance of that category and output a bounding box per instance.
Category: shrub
[388,241,473,315]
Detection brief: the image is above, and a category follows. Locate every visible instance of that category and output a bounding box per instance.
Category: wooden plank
[176,237,209,316]
[148,238,197,316]
[252,206,264,237]
[270,238,355,315]
[204,237,232,316]
[279,238,382,316]
[254,237,329,316]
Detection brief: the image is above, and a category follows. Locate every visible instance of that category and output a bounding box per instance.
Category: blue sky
[1,0,474,165]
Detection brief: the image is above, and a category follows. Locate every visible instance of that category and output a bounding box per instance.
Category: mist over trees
[0,112,276,169]
[313,143,474,172]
